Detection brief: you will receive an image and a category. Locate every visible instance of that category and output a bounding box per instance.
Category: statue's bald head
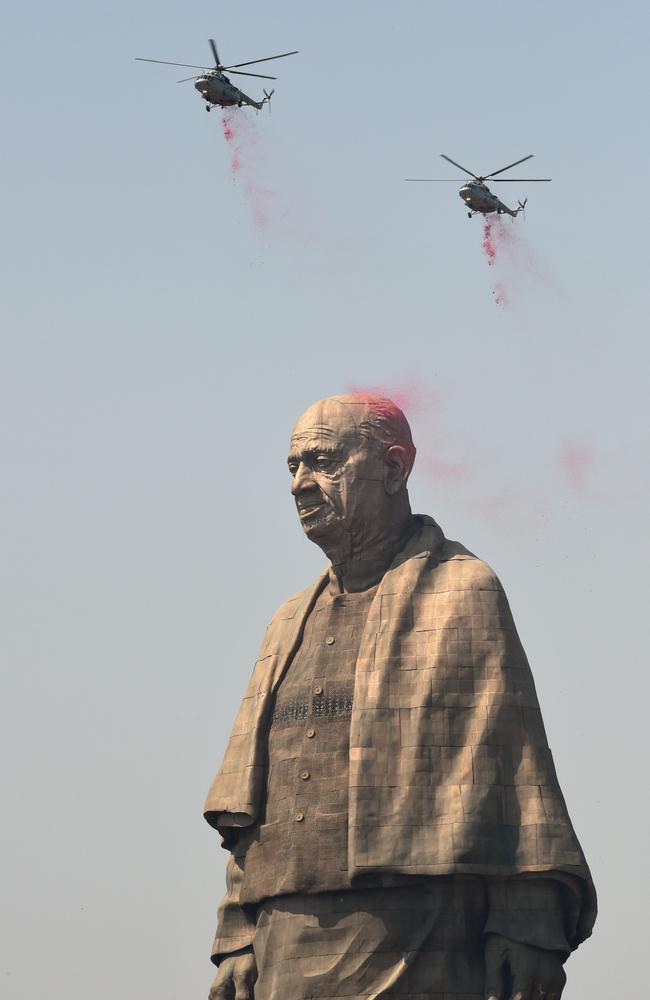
[287,393,415,552]
[327,392,417,475]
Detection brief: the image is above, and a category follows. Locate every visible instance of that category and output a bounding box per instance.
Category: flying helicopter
[136,38,298,112]
[406,154,551,218]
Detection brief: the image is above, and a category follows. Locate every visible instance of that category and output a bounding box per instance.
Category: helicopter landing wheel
[206,105,211,112]
[238,101,242,107]
[468,212,472,219]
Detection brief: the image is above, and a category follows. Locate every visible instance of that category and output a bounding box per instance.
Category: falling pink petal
[482,218,498,266]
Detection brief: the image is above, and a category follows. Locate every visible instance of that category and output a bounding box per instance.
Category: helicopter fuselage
[459,181,517,217]
[195,71,249,108]
[459,181,519,218]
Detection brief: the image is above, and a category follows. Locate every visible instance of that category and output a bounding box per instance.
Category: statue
[204,394,596,1000]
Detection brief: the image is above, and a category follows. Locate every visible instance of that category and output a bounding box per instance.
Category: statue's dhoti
[251,882,487,1000]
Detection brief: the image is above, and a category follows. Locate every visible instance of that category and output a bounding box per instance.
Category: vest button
[314,685,323,696]
[295,812,305,822]
[300,770,310,780]
[325,636,335,646]
[306,728,316,739]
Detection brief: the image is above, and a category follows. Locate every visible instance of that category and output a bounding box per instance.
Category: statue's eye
[314,456,336,472]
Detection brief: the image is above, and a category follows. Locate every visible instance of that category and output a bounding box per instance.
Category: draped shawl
[204,516,596,945]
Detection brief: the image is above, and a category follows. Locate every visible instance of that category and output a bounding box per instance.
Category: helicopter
[406,154,551,218]
[136,38,298,112]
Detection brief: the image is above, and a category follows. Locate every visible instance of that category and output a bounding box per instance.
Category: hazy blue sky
[2,1,649,997]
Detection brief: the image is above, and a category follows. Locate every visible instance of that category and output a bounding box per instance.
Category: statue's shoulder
[413,516,501,594]
[268,583,316,625]
[430,536,503,594]
[256,580,323,660]
[410,537,509,630]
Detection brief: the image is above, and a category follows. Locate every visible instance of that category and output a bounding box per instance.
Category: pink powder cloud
[344,380,439,420]
[419,457,471,483]
[558,444,595,490]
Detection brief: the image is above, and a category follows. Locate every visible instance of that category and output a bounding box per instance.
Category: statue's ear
[383,445,410,495]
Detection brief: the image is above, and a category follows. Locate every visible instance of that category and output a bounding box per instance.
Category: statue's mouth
[297,501,329,523]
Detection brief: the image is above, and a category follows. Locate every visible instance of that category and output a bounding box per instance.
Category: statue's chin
[302,519,331,540]
[300,509,338,545]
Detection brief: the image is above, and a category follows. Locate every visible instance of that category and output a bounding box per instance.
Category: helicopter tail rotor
[263,88,274,112]
[516,198,528,217]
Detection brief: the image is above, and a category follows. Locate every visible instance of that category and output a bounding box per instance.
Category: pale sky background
[2,1,649,997]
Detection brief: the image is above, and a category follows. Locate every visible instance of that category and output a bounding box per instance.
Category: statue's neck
[327,513,416,594]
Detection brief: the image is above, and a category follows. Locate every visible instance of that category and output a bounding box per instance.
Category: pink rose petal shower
[221,111,276,232]
[481,215,545,306]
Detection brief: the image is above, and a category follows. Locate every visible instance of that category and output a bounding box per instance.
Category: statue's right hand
[209,948,258,1000]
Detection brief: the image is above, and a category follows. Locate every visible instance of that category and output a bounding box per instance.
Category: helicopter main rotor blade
[485,155,534,178]
[221,50,298,69]
[490,178,551,182]
[440,154,479,179]
[405,178,468,182]
[177,75,199,83]
[135,57,211,69]
[226,69,277,80]
[209,38,220,66]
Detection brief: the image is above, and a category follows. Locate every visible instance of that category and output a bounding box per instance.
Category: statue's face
[288,399,385,549]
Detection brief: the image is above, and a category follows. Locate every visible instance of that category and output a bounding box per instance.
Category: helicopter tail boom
[246,88,274,112]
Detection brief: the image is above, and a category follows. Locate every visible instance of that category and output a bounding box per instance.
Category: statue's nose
[291,462,316,496]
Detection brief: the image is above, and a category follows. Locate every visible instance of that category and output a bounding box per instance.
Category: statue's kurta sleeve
[485,874,584,957]
[210,851,256,965]
[204,582,325,830]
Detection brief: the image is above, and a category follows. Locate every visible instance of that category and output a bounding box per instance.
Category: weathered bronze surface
[205,394,596,1000]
